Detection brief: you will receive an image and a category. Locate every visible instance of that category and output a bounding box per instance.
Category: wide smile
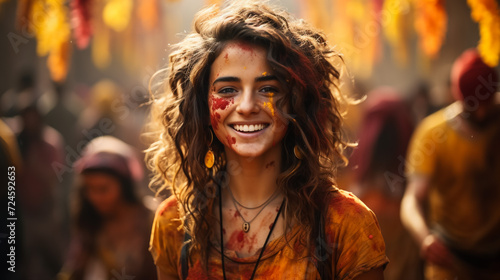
[230,123,270,133]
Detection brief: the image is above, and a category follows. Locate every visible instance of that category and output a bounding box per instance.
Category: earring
[294,145,303,160]
[205,130,215,168]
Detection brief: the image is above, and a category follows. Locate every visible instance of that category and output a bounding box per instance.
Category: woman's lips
[231,123,269,133]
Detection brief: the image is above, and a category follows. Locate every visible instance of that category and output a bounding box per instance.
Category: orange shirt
[406,103,500,255]
[150,188,388,279]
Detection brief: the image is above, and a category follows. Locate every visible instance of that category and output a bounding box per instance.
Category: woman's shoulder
[324,188,378,225]
[324,188,388,278]
[152,195,183,231]
[155,195,181,216]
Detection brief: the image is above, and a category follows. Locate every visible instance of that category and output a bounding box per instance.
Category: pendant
[243,222,250,233]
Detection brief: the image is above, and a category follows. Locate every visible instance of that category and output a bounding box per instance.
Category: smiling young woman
[146,1,388,279]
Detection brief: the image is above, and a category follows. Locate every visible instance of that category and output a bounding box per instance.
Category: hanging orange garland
[413,0,447,58]
[138,0,159,31]
[467,0,500,67]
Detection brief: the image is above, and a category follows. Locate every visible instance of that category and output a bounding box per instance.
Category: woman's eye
[218,87,237,94]
[260,86,279,96]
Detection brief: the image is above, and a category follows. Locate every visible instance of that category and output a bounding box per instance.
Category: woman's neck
[223,146,282,207]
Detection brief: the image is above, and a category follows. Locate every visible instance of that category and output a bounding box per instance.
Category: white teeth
[233,124,266,132]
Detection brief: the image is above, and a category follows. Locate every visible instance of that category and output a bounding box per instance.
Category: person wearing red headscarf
[58,136,157,280]
[401,49,500,280]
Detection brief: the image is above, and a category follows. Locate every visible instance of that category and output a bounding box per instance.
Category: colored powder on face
[224,53,229,62]
[233,210,240,218]
[262,72,267,76]
[262,95,275,117]
[226,136,236,146]
[210,112,220,130]
[210,96,233,111]
[234,42,255,55]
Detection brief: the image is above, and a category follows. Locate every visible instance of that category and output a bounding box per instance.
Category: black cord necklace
[218,184,284,280]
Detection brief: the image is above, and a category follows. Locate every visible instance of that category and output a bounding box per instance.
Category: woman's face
[83,173,123,216]
[208,41,288,158]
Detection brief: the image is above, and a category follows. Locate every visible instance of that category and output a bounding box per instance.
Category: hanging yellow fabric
[413,0,447,58]
[31,0,70,57]
[467,0,500,67]
[92,24,111,69]
[48,39,71,81]
[28,0,71,81]
[383,0,411,66]
[102,0,132,32]
[344,0,379,77]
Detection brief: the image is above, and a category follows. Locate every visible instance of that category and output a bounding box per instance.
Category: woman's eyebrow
[212,75,279,86]
[212,76,240,85]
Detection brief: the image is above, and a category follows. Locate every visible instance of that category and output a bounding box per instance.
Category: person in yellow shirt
[401,49,500,280]
[147,1,388,279]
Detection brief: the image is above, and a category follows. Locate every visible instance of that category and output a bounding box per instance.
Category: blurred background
[0,0,499,279]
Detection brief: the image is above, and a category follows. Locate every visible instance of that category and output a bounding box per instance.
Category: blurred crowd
[0,48,499,280]
[0,74,158,280]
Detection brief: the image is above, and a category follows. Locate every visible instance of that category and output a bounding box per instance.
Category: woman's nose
[236,89,260,115]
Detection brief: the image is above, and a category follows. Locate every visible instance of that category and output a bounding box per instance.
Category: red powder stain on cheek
[210,96,233,111]
[226,136,236,147]
[210,112,220,130]
[224,53,229,63]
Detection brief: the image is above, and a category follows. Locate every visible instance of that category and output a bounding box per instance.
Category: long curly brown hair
[146,0,350,267]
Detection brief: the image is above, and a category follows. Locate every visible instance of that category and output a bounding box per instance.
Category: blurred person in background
[12,71,66,280]
[408,83,439,125]
[44,80,83,246]
[401,49,500,280]
[349,89,422,280]
[1,106,23,280]
[77,79,129,146]
[58,136,156,280]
